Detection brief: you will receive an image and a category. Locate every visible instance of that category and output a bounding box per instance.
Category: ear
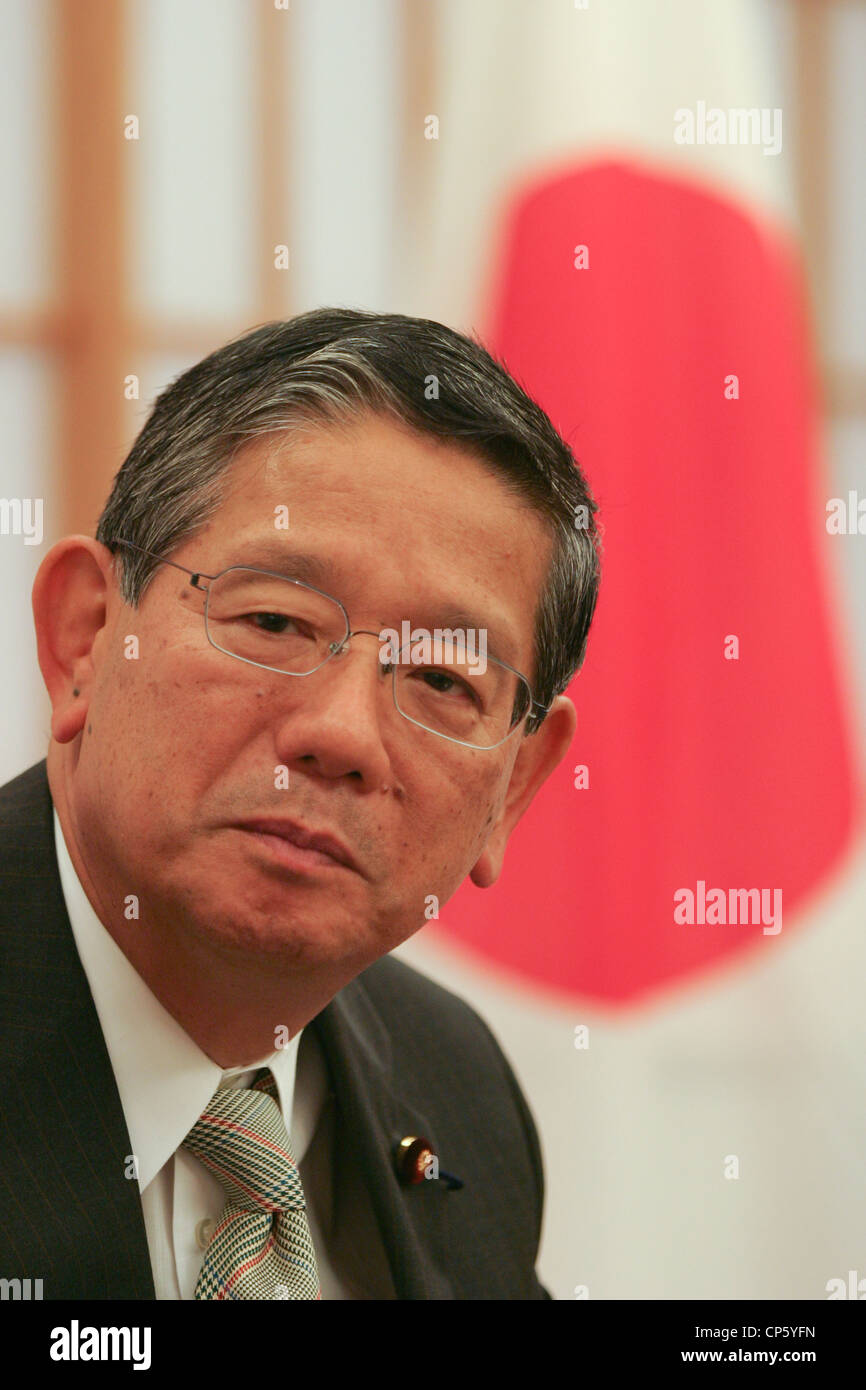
[469,694,577,888]
[32,537,118,744]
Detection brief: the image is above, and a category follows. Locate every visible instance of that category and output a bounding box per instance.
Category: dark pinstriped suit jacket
[0,760,551,1300]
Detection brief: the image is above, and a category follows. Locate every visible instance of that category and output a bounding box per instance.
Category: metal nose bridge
[328,629,389,659]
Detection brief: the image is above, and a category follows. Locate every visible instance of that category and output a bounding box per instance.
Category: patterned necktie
[182,1067,321,1300]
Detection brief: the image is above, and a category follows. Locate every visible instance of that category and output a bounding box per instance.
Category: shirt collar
[52,808,303,1192]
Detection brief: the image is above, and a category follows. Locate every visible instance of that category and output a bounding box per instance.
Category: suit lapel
[311,975,455,1299]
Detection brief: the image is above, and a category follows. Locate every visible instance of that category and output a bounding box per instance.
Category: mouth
[231,818,360,875]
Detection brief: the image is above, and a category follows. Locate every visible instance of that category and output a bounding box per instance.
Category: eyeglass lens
[203,568,528,748]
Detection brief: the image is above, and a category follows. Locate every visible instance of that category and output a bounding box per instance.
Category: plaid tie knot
[182,1069,320,1300]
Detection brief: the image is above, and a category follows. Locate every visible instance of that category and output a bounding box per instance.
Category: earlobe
[468,695,577,890]
[51,687,89,744]
[469,832,506,889]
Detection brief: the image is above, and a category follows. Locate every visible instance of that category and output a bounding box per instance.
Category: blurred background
[1,0,864,1299]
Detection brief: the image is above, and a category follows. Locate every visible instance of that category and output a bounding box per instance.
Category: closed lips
[234,819,358,871]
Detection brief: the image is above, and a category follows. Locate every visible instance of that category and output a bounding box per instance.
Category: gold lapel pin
[394,1136,464,1190]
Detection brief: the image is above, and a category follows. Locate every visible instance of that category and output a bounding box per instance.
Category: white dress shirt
[52,808,395,1299]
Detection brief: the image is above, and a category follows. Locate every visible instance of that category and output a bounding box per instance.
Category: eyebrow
[423,608,520,670]
[225,544,334,589]
[224,543,525,672]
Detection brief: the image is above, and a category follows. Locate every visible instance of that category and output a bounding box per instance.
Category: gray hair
[96,308,602,733]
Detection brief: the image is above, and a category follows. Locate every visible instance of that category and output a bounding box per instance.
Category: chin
[185,900,372,970]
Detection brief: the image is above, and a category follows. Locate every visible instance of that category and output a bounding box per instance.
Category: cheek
[406,763,503,881]
[89,638,243,783]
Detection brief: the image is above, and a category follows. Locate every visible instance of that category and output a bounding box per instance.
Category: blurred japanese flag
[393,0,865,1299]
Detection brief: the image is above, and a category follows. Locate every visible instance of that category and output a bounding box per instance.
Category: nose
[272,628,397,787]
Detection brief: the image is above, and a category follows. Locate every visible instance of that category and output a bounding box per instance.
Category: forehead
[189,413,553,671]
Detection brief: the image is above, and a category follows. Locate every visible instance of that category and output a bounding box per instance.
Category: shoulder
[357,950,514,1074]
[0,759,79,1045]
[358,949,486,1025]
[0,758,50,821]
[0,760,58,924]
[0,759,53,864]
[0,760,57,915]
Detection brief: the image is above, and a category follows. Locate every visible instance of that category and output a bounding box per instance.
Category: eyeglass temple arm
[111,538,216,587]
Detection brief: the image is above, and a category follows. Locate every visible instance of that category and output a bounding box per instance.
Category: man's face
[70,412,555,974]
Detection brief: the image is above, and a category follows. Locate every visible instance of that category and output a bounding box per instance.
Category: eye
[246,612,304,635]
[417,668,479,704]
[423,669,455,692]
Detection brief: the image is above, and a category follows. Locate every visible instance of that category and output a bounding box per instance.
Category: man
[0,308,600,1300]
